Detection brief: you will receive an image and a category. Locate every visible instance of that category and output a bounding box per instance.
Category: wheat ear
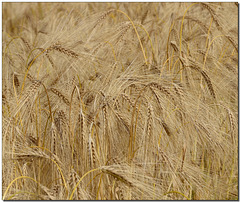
[50,88,70,106]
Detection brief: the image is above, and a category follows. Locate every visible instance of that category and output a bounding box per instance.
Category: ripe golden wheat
[2,2,238,200]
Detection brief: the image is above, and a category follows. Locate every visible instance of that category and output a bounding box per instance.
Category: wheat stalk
[68,169,90,200]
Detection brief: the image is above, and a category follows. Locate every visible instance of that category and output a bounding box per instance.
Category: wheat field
[2,2,238,200]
